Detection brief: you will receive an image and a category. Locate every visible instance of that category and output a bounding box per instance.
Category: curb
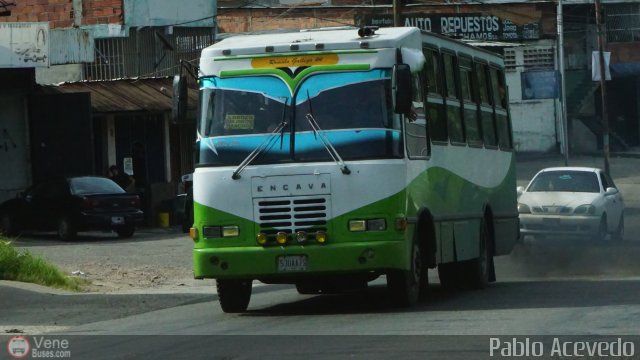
[0,280,75,295]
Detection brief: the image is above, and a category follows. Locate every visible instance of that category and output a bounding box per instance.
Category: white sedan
[517,167,624,241]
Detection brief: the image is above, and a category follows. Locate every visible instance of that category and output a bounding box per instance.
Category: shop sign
[356,13,540,41]
[0,22,50,68]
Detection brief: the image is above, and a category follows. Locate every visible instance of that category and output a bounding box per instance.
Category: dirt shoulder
[11,228,215,294]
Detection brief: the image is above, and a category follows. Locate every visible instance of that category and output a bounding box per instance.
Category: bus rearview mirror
[172,75,188,123]
[393,64,412,115]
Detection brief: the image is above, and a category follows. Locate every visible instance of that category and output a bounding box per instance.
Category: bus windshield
[196,70,403,166]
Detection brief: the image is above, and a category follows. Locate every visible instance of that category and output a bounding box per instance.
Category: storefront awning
[39,77,199,113]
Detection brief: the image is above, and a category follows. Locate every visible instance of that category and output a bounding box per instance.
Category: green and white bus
[186,26,519,312]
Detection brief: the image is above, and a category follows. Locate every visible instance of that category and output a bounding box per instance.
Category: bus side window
[476,63,497,147]
[424,48,447,143]
[460,57,482,145]
[490,67,513,149]
[406,71,429,158]
[443,52,464,144]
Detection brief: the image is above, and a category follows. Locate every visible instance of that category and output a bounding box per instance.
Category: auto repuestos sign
[355,13,540,41]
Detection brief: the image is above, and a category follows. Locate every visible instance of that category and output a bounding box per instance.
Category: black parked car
[0,176,144,240]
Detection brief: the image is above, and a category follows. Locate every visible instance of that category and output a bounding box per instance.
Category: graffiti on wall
[0,22,50,68]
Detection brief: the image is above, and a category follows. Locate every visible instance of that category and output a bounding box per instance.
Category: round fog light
[256,232,268,245]
[276,232,288,245]
[315,231,327,244]
[296,231,307,243]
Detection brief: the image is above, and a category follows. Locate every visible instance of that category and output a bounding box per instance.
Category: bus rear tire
[217,279,252,313]
[465,218,491,289]
[387,240,424,307]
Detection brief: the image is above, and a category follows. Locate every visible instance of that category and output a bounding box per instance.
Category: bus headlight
[222,226,239,237]
[348,220,366,232]
[348,219,386,231]
[367,219,386,231]
[203,225,240,238]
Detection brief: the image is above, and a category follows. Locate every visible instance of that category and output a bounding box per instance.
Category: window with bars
[504,48,516,71]
[523,47,554,70]
[84,27,214,81]
[503,47,554,72]
[606,3,640,43]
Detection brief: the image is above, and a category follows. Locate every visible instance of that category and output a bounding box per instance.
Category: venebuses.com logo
[6,336,30,359]
[6,335,71,359]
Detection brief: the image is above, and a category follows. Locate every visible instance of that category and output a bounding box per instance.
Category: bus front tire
[387,241,424,307]
[217,279,252,313]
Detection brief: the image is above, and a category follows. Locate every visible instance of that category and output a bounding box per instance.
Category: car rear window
[528,171,600,193]
[69,177,126,195]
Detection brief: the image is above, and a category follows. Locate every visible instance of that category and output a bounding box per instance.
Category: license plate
[111,216,125,225]
[277,255,308,272]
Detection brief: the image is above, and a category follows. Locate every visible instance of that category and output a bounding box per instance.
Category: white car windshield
[528,171,600,193]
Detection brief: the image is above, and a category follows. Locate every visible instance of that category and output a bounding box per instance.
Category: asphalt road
[3,209,640,359]
[3,153,640,359]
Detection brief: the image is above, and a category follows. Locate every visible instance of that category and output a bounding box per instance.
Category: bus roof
[420,31,504,66]
[201,27,423,58]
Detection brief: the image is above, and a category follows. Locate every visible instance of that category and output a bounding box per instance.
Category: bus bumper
[193,241,408,280]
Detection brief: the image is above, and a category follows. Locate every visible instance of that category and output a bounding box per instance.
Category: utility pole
[393,0,401,27]
[557,0,569,166]
[595,0,611,175]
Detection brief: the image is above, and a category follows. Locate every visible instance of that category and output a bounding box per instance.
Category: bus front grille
[253,195,330,237]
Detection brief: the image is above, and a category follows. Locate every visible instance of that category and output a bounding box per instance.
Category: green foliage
[0,239,86,291]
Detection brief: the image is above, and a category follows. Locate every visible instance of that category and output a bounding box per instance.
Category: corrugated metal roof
[40,77,199,113]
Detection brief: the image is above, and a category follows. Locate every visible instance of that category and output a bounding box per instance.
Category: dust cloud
[498,236,640,280]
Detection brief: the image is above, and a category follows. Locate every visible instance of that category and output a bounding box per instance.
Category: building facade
[0,0,216,224]
[216,0,640,156]
[2,0,640,215]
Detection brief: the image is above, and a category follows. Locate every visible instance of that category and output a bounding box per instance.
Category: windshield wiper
[305,113,351,175]
[232,101,289,180]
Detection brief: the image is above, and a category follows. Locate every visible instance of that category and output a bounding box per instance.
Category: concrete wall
[124,0,216,27]
[506,42,559,153]
[35,64,84,85]
[509,99,558,153]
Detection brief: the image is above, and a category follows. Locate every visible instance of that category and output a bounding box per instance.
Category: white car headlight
[574,204,596,215]
[517,203,531,214]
